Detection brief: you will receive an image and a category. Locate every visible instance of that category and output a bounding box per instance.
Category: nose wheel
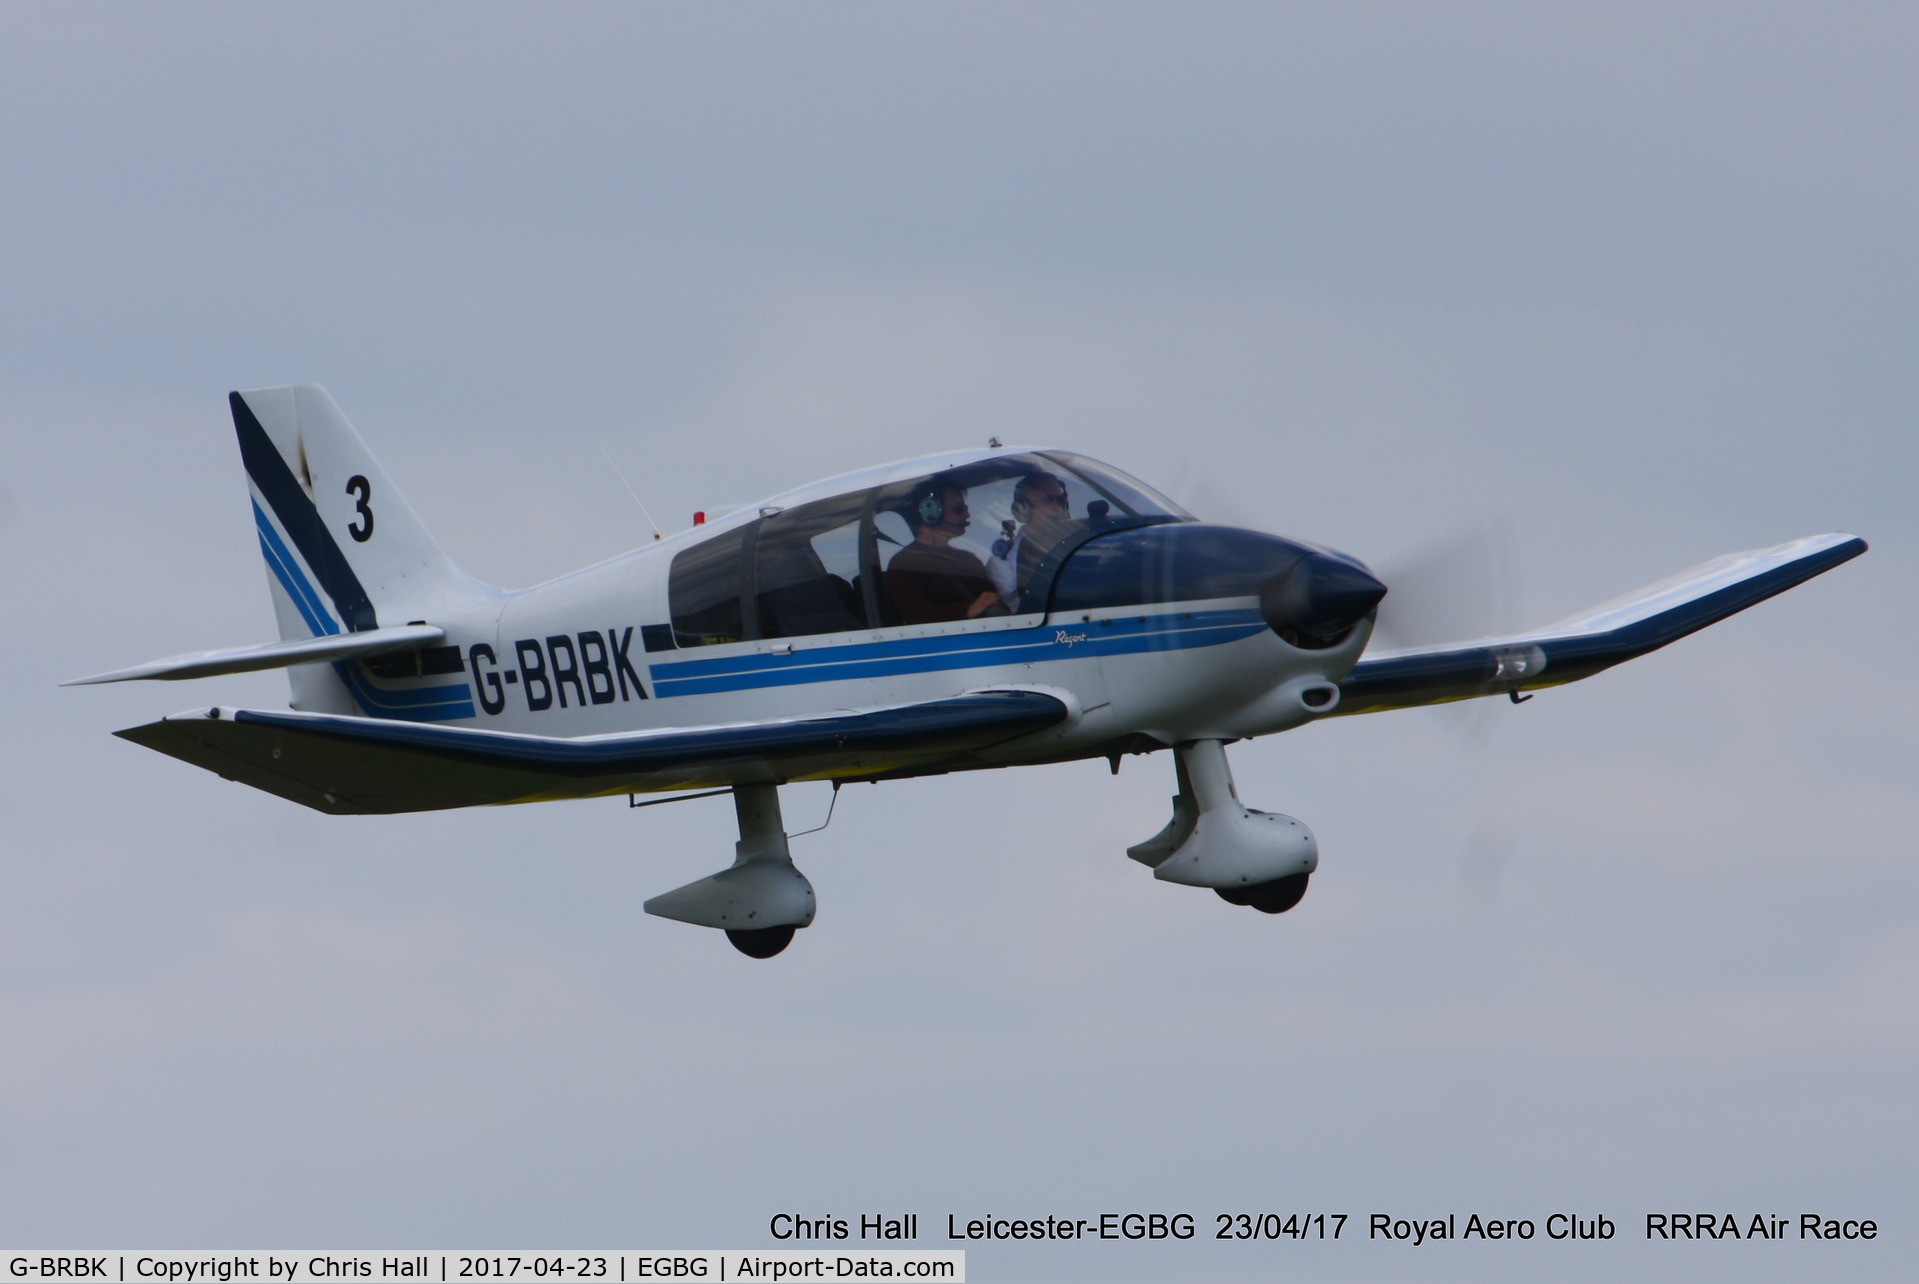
[1128,740,1320,915]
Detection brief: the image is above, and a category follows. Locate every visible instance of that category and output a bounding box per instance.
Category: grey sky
[1,5,1913,1280]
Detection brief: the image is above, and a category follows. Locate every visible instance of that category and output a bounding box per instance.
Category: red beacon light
[693,511,706,526]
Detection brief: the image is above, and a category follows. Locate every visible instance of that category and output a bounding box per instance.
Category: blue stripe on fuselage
[334,660,476,721]
[647,608,1269,697]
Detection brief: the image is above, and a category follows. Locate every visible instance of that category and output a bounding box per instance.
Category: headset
[917,490,946,525]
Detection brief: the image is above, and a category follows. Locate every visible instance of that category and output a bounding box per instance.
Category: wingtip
[1816,533,1870,564]
[112,720,166,744]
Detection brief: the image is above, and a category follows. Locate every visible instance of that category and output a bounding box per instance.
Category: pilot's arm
[987,526,1021,603]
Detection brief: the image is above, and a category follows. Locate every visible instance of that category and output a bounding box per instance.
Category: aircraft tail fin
[231,385,480,641]
[231,385,500,715]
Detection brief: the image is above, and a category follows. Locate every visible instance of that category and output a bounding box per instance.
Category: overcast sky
[1,5,1913,1280]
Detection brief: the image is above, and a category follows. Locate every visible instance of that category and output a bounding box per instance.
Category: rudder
[232,385,492,716]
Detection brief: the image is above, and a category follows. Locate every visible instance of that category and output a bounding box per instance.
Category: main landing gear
[642,783,817,958]
[1127,740,1316,915]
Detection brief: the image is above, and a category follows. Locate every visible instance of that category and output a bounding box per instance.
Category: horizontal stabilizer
[113,690,1069,814]
[63,623,446,686]
[1338,532,1866,715]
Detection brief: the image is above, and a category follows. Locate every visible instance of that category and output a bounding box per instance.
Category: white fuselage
[280,447,1372,781]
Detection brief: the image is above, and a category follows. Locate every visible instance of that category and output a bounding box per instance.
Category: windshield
[1038,452,1192,524]
[871,452,1191,621]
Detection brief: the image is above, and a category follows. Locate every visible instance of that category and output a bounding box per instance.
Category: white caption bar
[2,1257,963,1284]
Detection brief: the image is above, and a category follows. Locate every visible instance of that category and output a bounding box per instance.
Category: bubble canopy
[663,451,1206,647]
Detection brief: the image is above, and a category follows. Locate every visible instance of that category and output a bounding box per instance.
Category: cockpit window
[869,453,1191,622]
[669,521,748,647]
[873,473,1013,625]
[666,451,1192,642]
[752,492,869,639]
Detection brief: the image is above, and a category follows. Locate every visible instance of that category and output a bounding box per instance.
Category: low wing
[1336,533,1866,716]
[62,623,446,685]
[114,689,1069,815]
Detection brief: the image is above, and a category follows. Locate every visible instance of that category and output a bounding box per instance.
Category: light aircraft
[70,385,1866,957]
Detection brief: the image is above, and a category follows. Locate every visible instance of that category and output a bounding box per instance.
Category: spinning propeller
[1166,464,1517,653]
[1368,519,1522,651]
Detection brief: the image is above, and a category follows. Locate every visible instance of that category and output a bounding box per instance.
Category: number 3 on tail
[345,475,374,542]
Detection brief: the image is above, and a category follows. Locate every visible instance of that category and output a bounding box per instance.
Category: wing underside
[116,690,1069,815]
[1336,533,1866,716]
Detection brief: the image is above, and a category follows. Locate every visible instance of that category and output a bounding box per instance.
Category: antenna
[596,443,666,541]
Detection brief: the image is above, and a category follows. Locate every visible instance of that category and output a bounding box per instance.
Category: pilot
[986,470,1073,607]
[885,483,1005,625]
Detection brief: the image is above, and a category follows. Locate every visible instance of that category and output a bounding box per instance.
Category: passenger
[986,470,1074,607]
[885,484,1005,625]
